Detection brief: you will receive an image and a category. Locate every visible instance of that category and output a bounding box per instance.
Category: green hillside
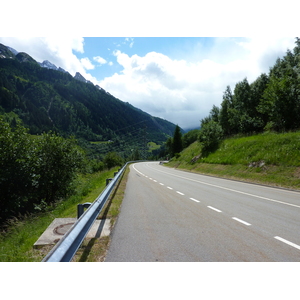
[167,131,300,190]
[0,43,180,225]
[164,38,300,190]
[0,43,178,159]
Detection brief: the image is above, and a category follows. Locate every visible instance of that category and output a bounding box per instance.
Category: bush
[0,117,84,224]
[199,121,223,154]
[33,132,85,204]
[104,152,123,169]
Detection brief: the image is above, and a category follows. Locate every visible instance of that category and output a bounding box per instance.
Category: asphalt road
[104,162,300,262]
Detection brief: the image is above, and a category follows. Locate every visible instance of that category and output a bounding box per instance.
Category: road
[104,162,300,261]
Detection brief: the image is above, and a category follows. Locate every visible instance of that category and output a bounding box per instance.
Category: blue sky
[1,1,299,130]
[77,37,217,80]
[0,36,297,129]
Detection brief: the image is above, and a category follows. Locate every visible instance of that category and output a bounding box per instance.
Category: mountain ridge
[0,43,179,158]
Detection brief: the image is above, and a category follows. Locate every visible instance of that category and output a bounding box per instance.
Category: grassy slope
[167,131,300,190]
[0,167,119,262]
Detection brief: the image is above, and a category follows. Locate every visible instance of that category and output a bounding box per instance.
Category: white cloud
[0,37,297,129]
[100,37,296,129]
[125,37,134,48]
[93,56,107,65]
[80,57,95,70]
[0,36,99,85]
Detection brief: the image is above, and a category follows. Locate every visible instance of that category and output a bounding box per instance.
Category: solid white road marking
[176,191,184,195]
[232,217,251,226]
[207,206,222,212]
[142,163,300,209]
[190,198,200,203]
[274,236,300,250]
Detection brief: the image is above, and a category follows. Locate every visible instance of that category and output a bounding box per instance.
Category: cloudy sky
[0,36,297,130]
[1,2,298,130]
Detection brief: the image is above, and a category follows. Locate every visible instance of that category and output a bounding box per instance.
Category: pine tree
[172,125,183,155]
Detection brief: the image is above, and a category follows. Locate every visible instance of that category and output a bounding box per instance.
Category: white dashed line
[232,217,251,226]
[207,206,222,212]
[153,180,157,182]
[176,191,184,195]
[274,236,300,250]
[159,183,164,186]
[167,187,173,190]
[190,198,200,203]
[144,163,300,209]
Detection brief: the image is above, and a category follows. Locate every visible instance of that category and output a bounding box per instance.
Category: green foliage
[219,86,233,135]
[164,125,184,158]
[0,117,34,219]
[0,117,84,224]
[199,120,223,153]
[104,152,124,169]
[172,131,300,167]
[201,37,300,146]
[88,159,105,173]
[33,132,85,204]
[172,125,183,155]
[182,129,200,148]
[131,148,141,161]
[258,73,300,131]
[0,54,176,157]
[0,167,119,261]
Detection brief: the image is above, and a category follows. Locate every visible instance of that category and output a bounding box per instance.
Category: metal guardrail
[42,162,130,262]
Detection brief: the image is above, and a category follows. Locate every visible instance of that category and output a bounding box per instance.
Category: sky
[1,1,298,130]
[0,36,297,130]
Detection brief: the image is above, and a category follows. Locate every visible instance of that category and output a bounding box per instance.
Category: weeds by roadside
[167,132,300,191]
[0,167,119,262]
[73,166,130,262]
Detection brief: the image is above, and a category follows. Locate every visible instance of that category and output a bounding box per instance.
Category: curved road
[105,162,300,261]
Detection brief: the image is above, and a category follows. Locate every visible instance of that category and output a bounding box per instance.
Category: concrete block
[33,218,111,249]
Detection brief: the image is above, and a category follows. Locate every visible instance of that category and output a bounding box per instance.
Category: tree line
[198,37,300,153]
[0,56,175,146]
[0,115,125,225]
[162,38,300,159]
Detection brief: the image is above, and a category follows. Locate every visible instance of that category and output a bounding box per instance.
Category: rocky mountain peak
[74,72,87,83]
[39,60,58,70]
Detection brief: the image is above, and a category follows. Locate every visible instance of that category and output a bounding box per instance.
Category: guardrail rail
[42,162,130,262]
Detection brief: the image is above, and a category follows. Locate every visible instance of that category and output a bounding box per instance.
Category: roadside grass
[167,131,300,190]
[73,165,130,262]
[0,167,119,262]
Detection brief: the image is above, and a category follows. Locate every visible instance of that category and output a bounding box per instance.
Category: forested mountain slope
[0,43,177,151]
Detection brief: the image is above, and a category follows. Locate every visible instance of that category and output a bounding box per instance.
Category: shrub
[0,117,84,224]
[104,152,123,169]
[199,121,223,154]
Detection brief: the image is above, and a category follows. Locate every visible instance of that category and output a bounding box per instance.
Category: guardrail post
[106,178,113,186]
[77,202,92,219]
[42,161,140,262]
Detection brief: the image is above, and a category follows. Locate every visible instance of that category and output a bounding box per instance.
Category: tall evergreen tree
[219,85,234,135]
[172,125,183,155]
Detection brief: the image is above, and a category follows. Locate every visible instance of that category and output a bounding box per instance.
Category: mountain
[0,44,16,58]
[74,72,87,83]
[0,43,178,158]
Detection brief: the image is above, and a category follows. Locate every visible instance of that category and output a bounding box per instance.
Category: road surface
[105,162,300,261]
